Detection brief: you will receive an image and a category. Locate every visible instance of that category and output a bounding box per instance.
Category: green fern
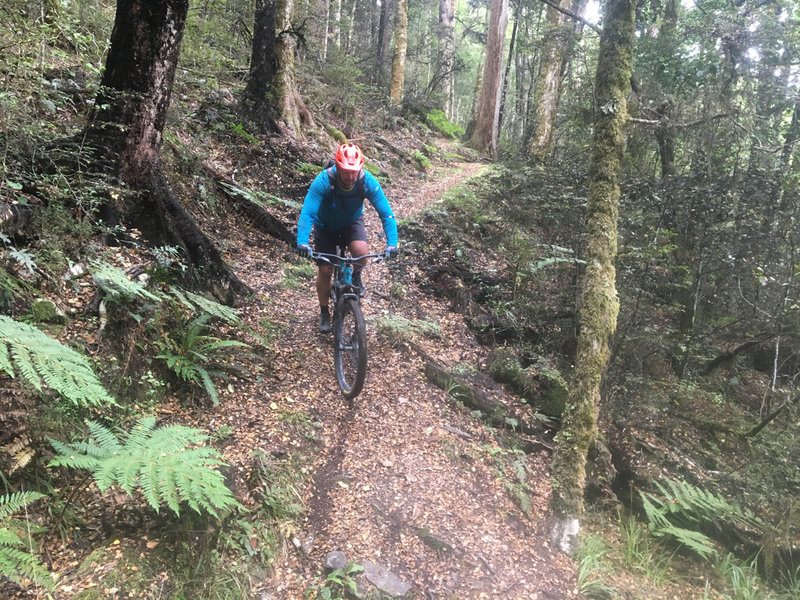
[640,478,763,560]
[156,314,250,404]
[49,416,240,517]
[168,287,240,323]
[0,491,53,590]
[91,261,164,303]
[0,315,116,407]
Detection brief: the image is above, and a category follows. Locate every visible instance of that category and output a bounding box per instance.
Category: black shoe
[352,271,366,298]
[318,310,331,333]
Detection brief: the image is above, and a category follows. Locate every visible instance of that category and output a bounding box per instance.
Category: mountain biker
[296,143,399,333]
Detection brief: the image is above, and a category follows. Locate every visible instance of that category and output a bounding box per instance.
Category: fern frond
[0,341,13,377]
[197,367,219,405]
[0,528,23,546]
[169,287,240,323]
[87,420,124,453]
[654,526,717,559]
[0,316,116,407]
[91,262,163,303]
[49,419,239,518]
[0,492,52,589]
[0,492,45,519]
[0,546,54,589]
[641,478,765,560]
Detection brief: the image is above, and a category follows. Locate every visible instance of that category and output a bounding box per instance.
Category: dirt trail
[212,151,575,599]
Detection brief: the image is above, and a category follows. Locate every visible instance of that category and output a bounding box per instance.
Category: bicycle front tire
[333,297,368,400]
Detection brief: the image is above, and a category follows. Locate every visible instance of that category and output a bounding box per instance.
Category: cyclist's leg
[345,217,368,293]
[313,225,337,309]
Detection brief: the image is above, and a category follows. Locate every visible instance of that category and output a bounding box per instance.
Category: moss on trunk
[549,0,635,552]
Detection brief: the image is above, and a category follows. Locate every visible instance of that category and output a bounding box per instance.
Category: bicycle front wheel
[333,297,367,400]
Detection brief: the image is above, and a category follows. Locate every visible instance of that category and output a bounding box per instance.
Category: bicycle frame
[311,248,385,306]
[308,248,385,400]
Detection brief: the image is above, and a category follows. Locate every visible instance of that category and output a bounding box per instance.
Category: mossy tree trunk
[549,0,635,554]
[389,0,408,105]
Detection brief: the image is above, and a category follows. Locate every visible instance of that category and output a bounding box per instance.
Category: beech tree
[468,0,508,157]
[276,0,316,133]
[241,0,281,131]
[82,0,239,290]
[428,0,457,115]
[527,0,589,162]
[549,0,636,553]
[389,0,409,105]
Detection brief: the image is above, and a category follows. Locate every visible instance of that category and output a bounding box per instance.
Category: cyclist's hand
[296,244,312,259]
[384,245,398,260]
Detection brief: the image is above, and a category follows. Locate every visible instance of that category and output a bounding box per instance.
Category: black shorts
[312,216,367,264]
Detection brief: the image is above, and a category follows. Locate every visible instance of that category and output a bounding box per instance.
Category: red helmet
[334,143,364,172]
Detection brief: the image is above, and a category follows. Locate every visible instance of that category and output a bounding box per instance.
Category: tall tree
[241,0,280,132]
[82,0,237,288]
[549,0,636,553]
[376,0,394,84]
[428,0,457,115]
[276,0,316,134]
[527,0,589,162]
[468,0,509,157]
[389,0,408,105]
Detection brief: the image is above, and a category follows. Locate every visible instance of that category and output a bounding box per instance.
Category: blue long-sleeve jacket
[297,167,398,247]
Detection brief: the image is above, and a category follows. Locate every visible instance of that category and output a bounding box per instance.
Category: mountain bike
[309,248,385,401]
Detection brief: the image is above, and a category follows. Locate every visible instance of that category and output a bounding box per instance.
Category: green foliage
[229,122,259,145]
[168,287,240,324]
[641,478,763,560]
[92,261,163,303]
[0,491,54,590]
[306,562,364,600]
[375,314,441,345]
[93,261,241,323]
[49,416,240,517]
[0,315,115,407]
[0,263,27,310]
[217,181,301,211]
[414,150,432,171]
[485,446,533,516]
[156,314,250,405]
[619,513,676,584]
[714,553,777,600]
[426,109,465,139]
[574,534,617,599]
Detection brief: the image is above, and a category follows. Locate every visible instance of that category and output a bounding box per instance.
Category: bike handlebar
[309,251,386,265]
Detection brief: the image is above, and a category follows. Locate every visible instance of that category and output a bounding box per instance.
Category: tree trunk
[389,0,408,105]
[322,0,330,61]
[376,0,393,84]
[549,0,635,554]
[428,0,456,114]
[332,0,342,50]
[654,99,676,177]
[276,0,315,135]
[468,0,509,157]
[241,0,280,132]
[527,0,588,162]
[83,0,242,293]
[345,0,358,54]
[497,0,521,134]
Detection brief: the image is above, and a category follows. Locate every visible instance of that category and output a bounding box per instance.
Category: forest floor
[196,143,579,599]
[12,132,716,599]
